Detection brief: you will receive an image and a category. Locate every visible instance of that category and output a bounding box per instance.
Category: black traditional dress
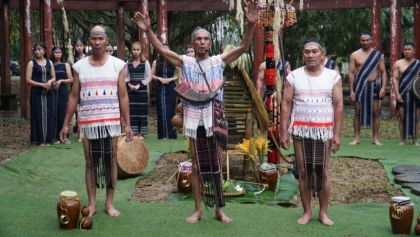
[127,60,150,135]
[53,63,69,141]
[155,59,177,139]
[30,59,54,145]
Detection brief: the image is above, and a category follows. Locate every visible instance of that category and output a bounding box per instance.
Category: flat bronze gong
[410,183,420,196]
[392,164,420,175]
[394,173,420,184]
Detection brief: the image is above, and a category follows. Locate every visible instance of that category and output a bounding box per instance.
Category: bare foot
[372,140,382,146]
[413,141,419,146]
[398,141,406,145]
[349,139,359,145]
[215,208,232,223]
[319,213,334,226]
[105,205,120,217]
[297,213,312,225]
[186,211,202,223]
[88,205,97,217]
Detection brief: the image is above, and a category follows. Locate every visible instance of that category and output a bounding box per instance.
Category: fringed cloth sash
[399,60,420,95]
[354,50,383,101]
[213,99,228,151]
[294,136,328,197]
[276,60,290,77]
[89,137,115,189]
[354,50,383,127]
[398,60,420,139]
[324,59,337,70]
[192,126,225,208]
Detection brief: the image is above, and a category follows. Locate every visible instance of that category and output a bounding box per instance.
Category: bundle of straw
[240,67,270,132]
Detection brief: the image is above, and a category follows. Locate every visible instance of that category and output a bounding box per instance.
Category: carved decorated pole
[254,1,298,164]
[264,22,280,164]
[256,4,279,164]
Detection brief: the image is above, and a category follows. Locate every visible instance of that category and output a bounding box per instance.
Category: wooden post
[389,0,401,117]
[415,0,420,59]
[371,0,381,51]
[40,0,53,56]
[117,3,125,60]
[1,0,11,94]
[253,27,264,85]
[139,0,149,60]
[157,0,168,44]
[20,0,33,119]
[242,111,253,179]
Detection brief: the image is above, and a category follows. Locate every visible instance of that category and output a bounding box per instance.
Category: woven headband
[360,34,372,39]
[89,31,108,38]
[191,28,211,41]
[303,42,324,50]
[403,45,415,49]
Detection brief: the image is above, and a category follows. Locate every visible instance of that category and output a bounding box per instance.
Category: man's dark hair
[359,30,372,37]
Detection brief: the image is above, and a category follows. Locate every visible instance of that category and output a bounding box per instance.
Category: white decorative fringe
[80,124,121,139]
[223,0,235,11]
[273,6,281,62]
[289,126,334,142]
[224,44,245,70]
[236,0,244,35]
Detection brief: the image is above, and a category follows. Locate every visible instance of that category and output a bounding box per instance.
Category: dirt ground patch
[130,151,403,208]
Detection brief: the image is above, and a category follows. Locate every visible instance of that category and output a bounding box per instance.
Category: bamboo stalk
[239,68,270,132]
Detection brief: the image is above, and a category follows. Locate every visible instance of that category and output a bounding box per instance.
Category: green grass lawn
[1,115,419,237]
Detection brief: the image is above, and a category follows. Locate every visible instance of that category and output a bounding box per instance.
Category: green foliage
[283,7,415,70]
[6,6,416,71]
[283,9,371,69]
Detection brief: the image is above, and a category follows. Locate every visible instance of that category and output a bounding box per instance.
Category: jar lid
[392,196,410,203]
[260,162,277,171]
[60,190,78,200]
[178,161,192,169]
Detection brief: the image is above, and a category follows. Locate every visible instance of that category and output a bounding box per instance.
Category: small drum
[176,161,192,194]
[117,135,149,179]
[56,191,81,230]
[259,164,279,191]
[389,196,414,235]
[411,76,420,100]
